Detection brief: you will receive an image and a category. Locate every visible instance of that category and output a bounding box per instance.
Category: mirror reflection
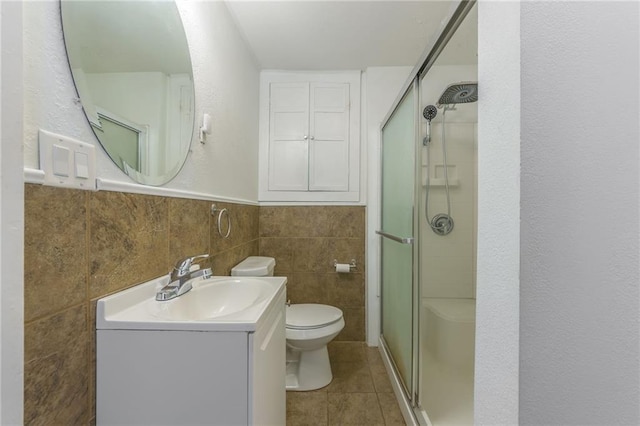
[61,0,195,185]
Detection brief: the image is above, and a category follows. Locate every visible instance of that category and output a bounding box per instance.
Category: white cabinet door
[259,71,361,202]
[250,291,286,425]
[268,82,349,192]
[97,330,249,425]
[309,83,350,191]
[268,83,309,191]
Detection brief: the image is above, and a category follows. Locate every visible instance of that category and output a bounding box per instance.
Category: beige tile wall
[259,206,366,341]
[24,186,365,424]
[23,184,259,425]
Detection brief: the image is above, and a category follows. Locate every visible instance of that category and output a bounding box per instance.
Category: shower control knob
[431,214,454,236]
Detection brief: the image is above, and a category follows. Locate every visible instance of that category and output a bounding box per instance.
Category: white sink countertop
[97,275,287,332]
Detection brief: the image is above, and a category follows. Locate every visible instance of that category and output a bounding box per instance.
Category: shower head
[423,105,437,122]
[422,104,437,145]
[436,82,478,107]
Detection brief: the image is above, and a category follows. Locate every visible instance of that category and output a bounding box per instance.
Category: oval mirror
[60,0,195,186]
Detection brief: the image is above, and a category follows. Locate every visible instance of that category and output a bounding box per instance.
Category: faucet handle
[200,267,213,279]
[174,254,210,277]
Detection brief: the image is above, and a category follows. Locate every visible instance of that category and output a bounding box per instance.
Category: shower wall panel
[420,65,478,300]
[421,122,476,298]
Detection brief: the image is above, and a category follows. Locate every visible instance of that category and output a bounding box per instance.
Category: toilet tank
[231,256,276,277]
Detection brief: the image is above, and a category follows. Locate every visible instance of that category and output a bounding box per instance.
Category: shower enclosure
[378,2,477,424]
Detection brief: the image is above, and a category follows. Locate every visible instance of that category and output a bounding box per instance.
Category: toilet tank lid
[286,304,343,329]
[231,256,275,276]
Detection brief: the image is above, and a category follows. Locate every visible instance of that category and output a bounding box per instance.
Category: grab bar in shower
[375,230,414,245]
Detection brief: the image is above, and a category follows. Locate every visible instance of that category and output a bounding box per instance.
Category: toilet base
[285,346,333,391]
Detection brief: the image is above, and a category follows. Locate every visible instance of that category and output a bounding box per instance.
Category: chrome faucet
[156,254,213,301]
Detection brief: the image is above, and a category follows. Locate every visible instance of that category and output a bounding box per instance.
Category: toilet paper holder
[333,259,357,272]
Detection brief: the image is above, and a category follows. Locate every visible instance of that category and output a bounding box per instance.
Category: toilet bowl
[231,256,345,391]
[285,304,345,391]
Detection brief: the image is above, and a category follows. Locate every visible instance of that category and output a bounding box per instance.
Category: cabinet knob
[303,135,308,140]
[310,136,315,140]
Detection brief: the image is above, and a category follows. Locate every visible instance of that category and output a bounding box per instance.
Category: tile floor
[286,342,407,425]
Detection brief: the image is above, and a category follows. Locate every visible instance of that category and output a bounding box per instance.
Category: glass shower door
[379,82,417,395]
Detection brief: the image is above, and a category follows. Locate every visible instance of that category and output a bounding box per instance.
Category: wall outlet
[39,129,96,190]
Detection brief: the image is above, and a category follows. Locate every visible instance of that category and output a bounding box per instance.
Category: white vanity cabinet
[249,290,287,424]
[259,71,361,202]
[96,277,286,426]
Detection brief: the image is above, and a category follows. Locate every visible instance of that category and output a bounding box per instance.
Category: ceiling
[225,0,461,70]
[61,1,476,74]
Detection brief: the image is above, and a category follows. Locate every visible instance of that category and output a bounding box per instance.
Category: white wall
[0,1,24,423]
[475,2,520,424]
[23,0,260,202]
[87,72,168,175]
[519,2,639,424]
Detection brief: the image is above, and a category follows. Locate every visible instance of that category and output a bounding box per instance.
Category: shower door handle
[375,230,414,245]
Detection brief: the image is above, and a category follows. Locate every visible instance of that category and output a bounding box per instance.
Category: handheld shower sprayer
[423,105,437,121]
[423,105,437,145]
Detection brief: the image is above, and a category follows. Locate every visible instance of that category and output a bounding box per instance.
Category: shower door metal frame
[378,77,421,404]
[377,0,477,421]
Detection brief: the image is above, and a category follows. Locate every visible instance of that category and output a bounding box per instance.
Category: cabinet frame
[258,71,361,202]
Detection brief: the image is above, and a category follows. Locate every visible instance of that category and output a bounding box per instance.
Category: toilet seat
[286,304,343,330]
[286,318,345,341]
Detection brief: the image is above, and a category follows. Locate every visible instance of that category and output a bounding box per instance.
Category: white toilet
[232,256,345,391]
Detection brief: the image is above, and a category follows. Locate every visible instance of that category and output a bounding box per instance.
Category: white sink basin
[150,278,272,321]
[97,275,287,332]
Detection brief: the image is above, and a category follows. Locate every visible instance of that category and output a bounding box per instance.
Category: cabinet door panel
[269,83,309,190]
[272,111,307,140]
[313,85,348,109]
[314,111,348,140]
[97,330,248,425]
[271,84,309,109]
[309,139,349,191]
[269,140,308,191]
[309,83,349,191]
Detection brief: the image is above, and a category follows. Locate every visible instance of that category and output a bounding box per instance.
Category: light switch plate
[74,151,90,179]
[52,144,70,177]
[39,129,96,190]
